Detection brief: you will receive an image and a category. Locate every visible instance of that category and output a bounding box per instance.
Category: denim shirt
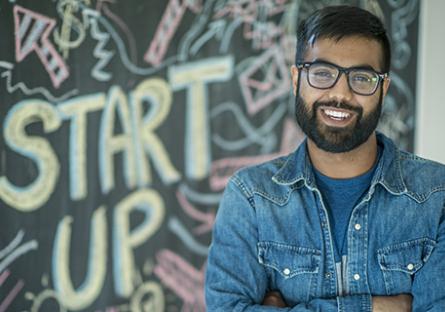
[205,133,445,312]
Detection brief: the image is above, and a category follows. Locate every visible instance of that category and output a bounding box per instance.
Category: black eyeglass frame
[296,61,389,96]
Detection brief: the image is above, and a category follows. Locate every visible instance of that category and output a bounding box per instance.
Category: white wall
[415,0,445,163]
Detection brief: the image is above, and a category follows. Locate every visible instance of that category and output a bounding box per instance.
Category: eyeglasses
[296,61,388,96]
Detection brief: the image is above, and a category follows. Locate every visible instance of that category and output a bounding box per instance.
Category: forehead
[304,36,384,71]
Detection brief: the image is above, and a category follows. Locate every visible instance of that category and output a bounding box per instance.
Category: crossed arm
[262,291,412,312]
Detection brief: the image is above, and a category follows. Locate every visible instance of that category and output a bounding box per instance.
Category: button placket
[347,203,370,293]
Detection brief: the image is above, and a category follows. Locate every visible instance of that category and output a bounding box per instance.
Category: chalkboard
[0,0,419,311]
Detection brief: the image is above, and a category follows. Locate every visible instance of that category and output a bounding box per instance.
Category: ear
[290,65,299,96]
[382,76,391,97]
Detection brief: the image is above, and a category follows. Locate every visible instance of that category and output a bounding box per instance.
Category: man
[205,5,445,312]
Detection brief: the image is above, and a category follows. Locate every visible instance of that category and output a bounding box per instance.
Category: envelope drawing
[238,46,290,115]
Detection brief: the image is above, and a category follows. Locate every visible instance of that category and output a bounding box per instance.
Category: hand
[372,294,412,312]
[262,291,287,307]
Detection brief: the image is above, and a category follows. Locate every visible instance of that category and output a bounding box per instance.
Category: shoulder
[231,154,287,189]
[235,155,287,179]
[398,149,445,200]
[228,153,300,204]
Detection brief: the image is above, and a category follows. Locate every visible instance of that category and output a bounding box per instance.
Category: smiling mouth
[324,108,351,120]
[319,107,356,125]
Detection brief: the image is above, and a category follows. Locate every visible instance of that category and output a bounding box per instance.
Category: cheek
[299,83,324,105]
[359,95,381,115]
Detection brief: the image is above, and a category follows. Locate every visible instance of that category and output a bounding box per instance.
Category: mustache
[313,100,362,115]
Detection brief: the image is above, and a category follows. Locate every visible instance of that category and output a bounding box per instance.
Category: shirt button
[407,263,414,271]
[325,272,332,279]
[353,274,361,281]
[354,223,361,231]
[283,268,291,276]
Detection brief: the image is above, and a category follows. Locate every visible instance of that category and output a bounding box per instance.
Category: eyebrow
[310,58,381,72]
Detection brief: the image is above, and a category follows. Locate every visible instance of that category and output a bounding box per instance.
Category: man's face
[291,36,390,153]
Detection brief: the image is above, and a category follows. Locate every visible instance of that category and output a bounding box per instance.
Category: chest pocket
[377,237,436,295]
[257,242,320,303]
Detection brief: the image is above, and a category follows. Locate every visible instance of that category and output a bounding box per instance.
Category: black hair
[295,5,391,73]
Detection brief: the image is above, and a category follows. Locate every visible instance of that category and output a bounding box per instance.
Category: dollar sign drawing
[53,0,86,59]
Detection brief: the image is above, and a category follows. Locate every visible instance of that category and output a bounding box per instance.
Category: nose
[327,72,353,102]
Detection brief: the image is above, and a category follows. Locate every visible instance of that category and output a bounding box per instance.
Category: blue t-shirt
[314,153,379,262]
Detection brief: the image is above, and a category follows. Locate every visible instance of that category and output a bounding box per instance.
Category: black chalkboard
[0,0,419,311]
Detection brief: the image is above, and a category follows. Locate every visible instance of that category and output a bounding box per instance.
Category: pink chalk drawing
[214,0,286,49]
[210,154,279,191]
[243,20,283,50]
[176,190,215,235]
[97,0,138,63]
[238,46,290,115]
[144,0,202,66]
[0,275,24,312]
[13,5,69,88]
[154,249,205,312]
[0,270,10,287]
[213,0,257,21]
[210,118,305,191]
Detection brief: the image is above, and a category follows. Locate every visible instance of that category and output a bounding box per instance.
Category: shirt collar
[272,132,408,195]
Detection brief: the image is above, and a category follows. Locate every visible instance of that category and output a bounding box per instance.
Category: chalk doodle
[87,8,115,82]
[0,0,419,310]
[53,0,87,60]
[238,46,290,115]
[211,100,287,152]
[179,183,222,205]
[168,218,209,256]
[145,0,203,66]
[154,249,205,311]
[0,230,39,273]
[96,0,138,63]
[0,231,37,312]
[25,287,67,312]
[176,190,215,235]
[0,272,24,312]
[14,5,69,88]
[0,61,78,102]
[388,0,419,69]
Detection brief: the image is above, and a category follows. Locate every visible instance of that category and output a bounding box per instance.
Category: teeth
[324,109,350,119]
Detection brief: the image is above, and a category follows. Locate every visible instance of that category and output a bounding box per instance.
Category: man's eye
[352,73,373,83]
[312,70,334,79]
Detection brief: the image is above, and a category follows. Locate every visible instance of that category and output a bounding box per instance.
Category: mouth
[318,107,357,127]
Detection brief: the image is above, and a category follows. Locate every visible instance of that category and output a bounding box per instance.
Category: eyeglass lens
[307,63,380,95]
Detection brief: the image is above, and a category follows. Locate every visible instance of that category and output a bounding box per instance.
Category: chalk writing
[169,55,234,180]
[0,100,61,211]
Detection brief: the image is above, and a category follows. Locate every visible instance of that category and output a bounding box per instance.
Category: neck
[307,133,378,179]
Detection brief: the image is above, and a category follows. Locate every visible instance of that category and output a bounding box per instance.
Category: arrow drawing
[14,5,69,88]
[144,0,202,66]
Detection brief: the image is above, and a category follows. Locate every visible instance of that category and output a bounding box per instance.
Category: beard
[295,94,382,153]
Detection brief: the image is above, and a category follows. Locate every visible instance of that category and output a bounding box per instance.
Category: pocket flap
[257,242,320,278]
[377,238,436,274]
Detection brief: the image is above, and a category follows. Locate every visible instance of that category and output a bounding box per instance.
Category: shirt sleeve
[205,177,372,312]
[411,203,445,311]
